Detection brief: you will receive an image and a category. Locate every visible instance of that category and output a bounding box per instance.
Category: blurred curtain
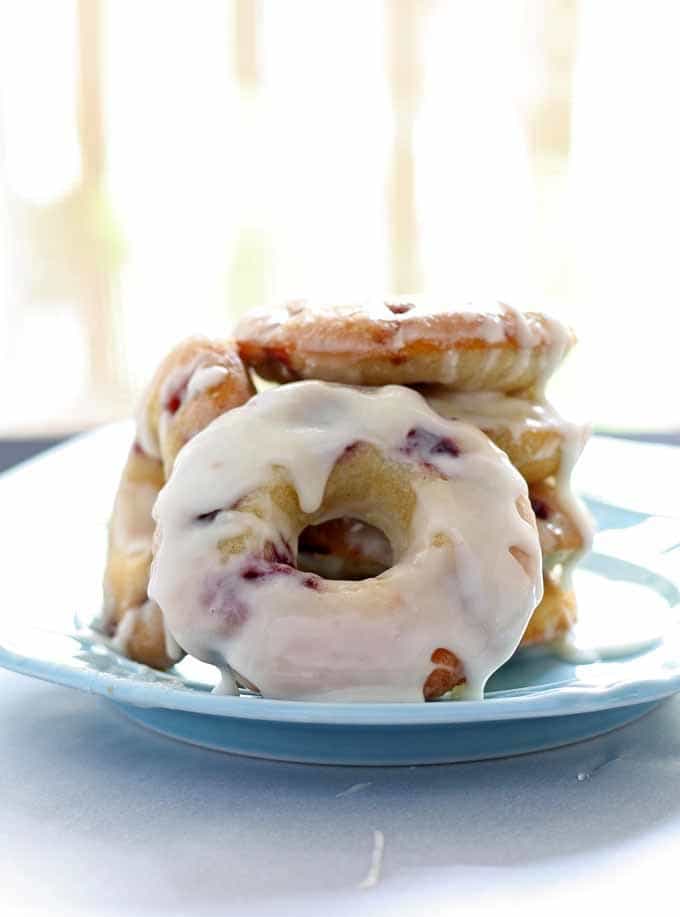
[0,0,677,434]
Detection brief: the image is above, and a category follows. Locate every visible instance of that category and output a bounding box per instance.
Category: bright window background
[0,0,678,436]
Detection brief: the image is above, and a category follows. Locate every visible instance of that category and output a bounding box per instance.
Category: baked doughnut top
[235,297,574,390]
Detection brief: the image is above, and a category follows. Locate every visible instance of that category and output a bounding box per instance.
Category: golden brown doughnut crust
[235,298,574,390]
[520,568,577,646]
[100,447,177,668]
[420,387,567,484]
[139,337,255,477]
[100,338,255,669]
[529,480,586,562]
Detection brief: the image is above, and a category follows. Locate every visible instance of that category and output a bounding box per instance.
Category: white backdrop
[0,1,678,434]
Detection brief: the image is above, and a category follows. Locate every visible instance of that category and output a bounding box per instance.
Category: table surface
[2,435,680,916]
[3,667,680,916]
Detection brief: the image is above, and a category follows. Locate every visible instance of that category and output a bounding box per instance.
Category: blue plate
[1,427,679,764]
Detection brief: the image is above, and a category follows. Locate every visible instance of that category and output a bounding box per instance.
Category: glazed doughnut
[99,338,255,668]
[422,386,593,577]
[418,389,586,484]
[136,337,256,477]
[235,298,574,390]
[149,381,543,702]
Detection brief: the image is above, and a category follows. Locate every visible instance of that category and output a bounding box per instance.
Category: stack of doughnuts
[98,298,591,703]
[235,299,592,648]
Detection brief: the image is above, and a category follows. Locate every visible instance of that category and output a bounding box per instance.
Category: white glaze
[284,299,515,348]
[149,382,543,703]
[551,568,669,662]
[136,358,231,459]
[553,422,594,584]
[422,390,566,443]
[422,389,594,576]
[245,299,570,358]
[500,303,534,349]
[186,365,229,400]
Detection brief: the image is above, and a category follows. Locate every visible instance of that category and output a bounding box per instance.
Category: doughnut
[420,387,593,566]
[136,337,256,477]
[99,338,255,668]
[422,386,593,578]
[235,298,574,390]
[418,389,586,484]
[100,446,173,669]
[149,381,543,702]
[298,518,393,580]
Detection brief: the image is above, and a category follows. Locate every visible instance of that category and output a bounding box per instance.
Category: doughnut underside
[239,336,558,392]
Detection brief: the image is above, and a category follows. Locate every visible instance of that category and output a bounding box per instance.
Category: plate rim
[2,426,680,728]
[2,626,680,726]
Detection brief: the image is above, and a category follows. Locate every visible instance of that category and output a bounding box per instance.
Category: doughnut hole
[298,443,421,579]
[297,518,393,580]
[221,443,418,578]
